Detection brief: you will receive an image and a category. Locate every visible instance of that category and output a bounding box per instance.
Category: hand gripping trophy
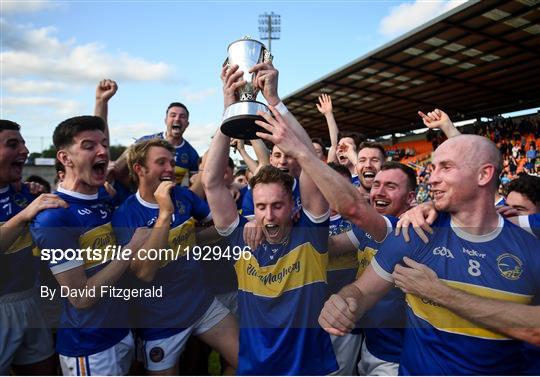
[221,36,273,140]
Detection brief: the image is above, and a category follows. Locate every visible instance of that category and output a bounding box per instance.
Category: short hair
[312,137,326,149]
[0,119,21,132]
[380,161,418,192]
[327,162,352,179]
[25,175,51,193]
[228,157,235,171]
[358,141,386,159]
[127,138,175,185]
[53,116,105,149]
[234,168,247,177]
[166,102,189,117]
[249,165,294,199]
[338,132,365,149]
[507,174,540,205]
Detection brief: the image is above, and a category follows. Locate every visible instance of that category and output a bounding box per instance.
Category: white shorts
[216,290,238,316]
[357,341,398,376]
[139,298,230,372]
[0,289,55,375]
[59,332,134,376]
[330,332,362,375]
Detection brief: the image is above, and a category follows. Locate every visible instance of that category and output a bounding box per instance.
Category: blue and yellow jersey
[241,177,302,218]
[137,133,199,185]
[347,215,405,363]
[327,214,357,295]
[112,186,213,341]
[30,186,129,357]
[374,212,540,375]
[0,185,37,296]
[219,209,338,375]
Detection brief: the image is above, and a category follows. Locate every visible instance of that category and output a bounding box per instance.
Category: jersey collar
[136,191,159,209]
[450,214,504,242]
[57,185,98,200]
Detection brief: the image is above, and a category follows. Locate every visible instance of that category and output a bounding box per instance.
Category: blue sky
[1,0,469,156]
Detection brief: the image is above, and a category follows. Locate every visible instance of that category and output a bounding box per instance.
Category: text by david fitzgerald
[41,285,162,301]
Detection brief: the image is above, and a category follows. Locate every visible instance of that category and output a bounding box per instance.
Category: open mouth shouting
[337,155,348,164]
[265,223,280,236]
[171,123,182,137]
[92,160,108,179]
[361,170,376,184]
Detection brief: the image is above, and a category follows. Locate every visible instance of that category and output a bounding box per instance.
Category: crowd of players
[1,61,540,376]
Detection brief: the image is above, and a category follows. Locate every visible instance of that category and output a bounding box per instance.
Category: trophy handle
[263,49,273,64]
[223,57,230,67]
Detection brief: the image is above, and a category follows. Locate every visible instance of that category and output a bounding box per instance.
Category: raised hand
[221,64,246,108]
[96,79,118,103]
[316,94,333,116]
[250,62,280,106]
[418,109,460,138]
[255,107,308,159]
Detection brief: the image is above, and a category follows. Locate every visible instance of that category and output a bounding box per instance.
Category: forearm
[68,258,131,309]
[325,113,339,147]
[203,130,230,190]
[433,283,540,344]
[237,147,259,175]
[337,283,368,320]
[250,139,270,168]
[0,211,32,253]
[131,215,171,282]
[296,151,385,238]
[440,123,461,138]
[94,99,110,142]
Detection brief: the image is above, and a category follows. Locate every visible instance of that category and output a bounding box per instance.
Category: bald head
[436,135,502,189]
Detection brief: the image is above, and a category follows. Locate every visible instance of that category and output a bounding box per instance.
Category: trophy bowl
[221,37,272,140]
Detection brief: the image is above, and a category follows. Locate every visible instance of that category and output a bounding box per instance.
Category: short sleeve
[182,188,211,222]
[373,229,422,282]
[30,209,84,274]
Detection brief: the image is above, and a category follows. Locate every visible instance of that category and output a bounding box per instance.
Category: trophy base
[221,101,270,140]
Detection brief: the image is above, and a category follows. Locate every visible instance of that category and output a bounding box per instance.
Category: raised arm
[232,138,269,175]
[201,65,244,231]
[393,257,540,346]
[94,79,118,143]
[418,109,461,139]
[255,109,388,241]
[251,62,328,217]
[316,94,339,163]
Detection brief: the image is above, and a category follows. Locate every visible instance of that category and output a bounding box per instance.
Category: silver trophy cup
[221,37,272,139]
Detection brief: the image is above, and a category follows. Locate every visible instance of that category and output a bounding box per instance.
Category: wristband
[274,101,289,116]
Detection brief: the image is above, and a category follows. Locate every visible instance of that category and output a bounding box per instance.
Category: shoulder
[111,194,139,224]
[33,206,74,228]
[136,132,163,142]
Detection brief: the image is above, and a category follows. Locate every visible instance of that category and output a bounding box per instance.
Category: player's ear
[477,163,495,188]
[57,149,73,168]
[133,162,144,176]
